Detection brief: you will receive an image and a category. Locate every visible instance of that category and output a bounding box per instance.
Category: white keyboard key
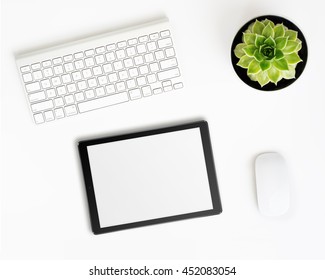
[129,88,141,100]
[147,42,158,51]
[129,67,139,77]
[85,49,95,56]
[31,100,53,112]
[85,57,95,67]
[33,70,43,80]
[54,97,64,107]
[137,44,146,54]
[160,58,178,69]
[57,85,67,95]
[162,80,172,87]
[74,52,84,59]
[72,71,82,81]
[134,55,144,65]
[95,54,105,64]
[42,60,52,67]
[46,89,56,98]
[105,52,115,62]
[54,108,65,118]
[153,87,163,94]
[144,53,154,63]
[78,92,129,113]
[26,82,41,93]
[41,79,51,89]
[103,63,113,73]
[82,68,92,79]
[53,65,64,75]
[34,113,44,124]
[155,50,165,60]
[67,83,77,93]
[87,78,98,88]
[65,105,78,116]
[77,80,87,90]
[136,76,146,86]
[23,73,33,83]
[124,58,133,68]
[75,60,85,69]
[108,73,118,83]
[118,70,128,80]
[147,73,157,83]
[149,32,159,40]
[126,47,136,56]
[29,91,46,102]
[157,37,173,48]
[165,47,175,57]
[74,92,85,102]
[98,75,108,85]
[62,73,72,83]
[85,89,95,99]
[105,84,115,94]
[106,44,116,51]
[149,62,159,72]
[31,63,41,70]
[126,79,136,89]
[164,85,173,92]
[95,87,105,97]
[53,57,63,64]
[43,68,54,77]
[139,65,149,75]
[174,82,183,89]
[142,86,152,96]
[116,49,126,59]
[160,30,170,37]
[138,35,148,42]
[64,62,73,71]
[51,76,61,86]
[93,66,103,75]
[113,61,123,71]
[21,65,31,73]
[63,54,73,61]
[95,46,105,53]
[127,38,137,45]
[116,81,126,91]
[44,110,55,121]
[157,68,180,80]
[117,41,127,48]
[65,94,75,104]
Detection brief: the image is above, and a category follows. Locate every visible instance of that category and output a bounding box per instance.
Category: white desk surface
[1,0,325,260]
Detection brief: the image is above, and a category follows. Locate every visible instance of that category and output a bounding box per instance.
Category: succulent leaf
[255,34,266,47]
[256,71,270,87]
[264,36,276,47]
[281,65,296,79]
[262,19,275,28]
[285,53,302,64]
[275,36,289,50]
[283,40,300,54]
[273,58,289,70]
[243,33,256,45]
[267,66,281,84]
[285,30,298,41]
[262,23,275,38]
[248,60,261,74]
[252,20,265,34]
[234,43,247,58]
[237,55,254,68]
[260,60,271,71]
[275,49,285,60]
[254,50,264,62]
[243,45,257,57]
[274,24,285,38]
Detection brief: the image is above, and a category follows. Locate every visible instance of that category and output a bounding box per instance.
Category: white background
[1,0,325,264]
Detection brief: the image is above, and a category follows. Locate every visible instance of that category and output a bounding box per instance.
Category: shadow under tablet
[78,121,222,234]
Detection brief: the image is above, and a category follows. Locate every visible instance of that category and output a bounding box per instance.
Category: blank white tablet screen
[87,127,213,228]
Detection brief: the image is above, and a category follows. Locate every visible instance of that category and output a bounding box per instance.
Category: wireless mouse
[255,152,290,216]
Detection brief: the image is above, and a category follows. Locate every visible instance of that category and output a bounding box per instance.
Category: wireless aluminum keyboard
[16,19,183,124]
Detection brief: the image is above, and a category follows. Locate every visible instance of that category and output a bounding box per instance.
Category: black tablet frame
[78,121,222,234]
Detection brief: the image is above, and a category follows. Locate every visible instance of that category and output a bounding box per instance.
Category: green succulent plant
[234,18,303,87]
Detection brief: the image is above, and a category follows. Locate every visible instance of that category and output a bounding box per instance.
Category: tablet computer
[78,121,222,234]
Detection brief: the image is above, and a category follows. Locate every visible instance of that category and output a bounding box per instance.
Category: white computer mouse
[255,152,290,217]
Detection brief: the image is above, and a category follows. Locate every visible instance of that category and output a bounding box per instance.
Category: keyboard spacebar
[78,92,129,113]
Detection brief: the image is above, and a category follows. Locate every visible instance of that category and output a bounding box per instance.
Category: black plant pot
[231,15,308,91]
